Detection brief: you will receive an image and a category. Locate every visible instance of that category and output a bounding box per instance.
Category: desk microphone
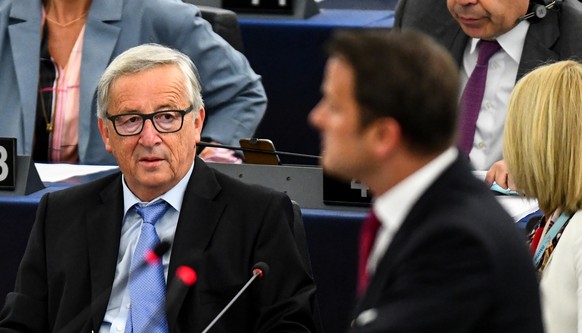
[135,265,198,332]
[63,240,172,332]
[165,265,198,314]
[200,262,270,333]
[146,240,171,264]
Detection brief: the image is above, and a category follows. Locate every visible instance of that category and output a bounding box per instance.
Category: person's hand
[199,144,242,163]
[485,159,515,189]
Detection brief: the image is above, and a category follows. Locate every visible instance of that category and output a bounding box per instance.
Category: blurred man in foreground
[309,29,543,332]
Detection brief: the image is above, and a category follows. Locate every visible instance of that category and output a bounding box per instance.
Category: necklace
[45,11,88,28]
[38,85,53,132]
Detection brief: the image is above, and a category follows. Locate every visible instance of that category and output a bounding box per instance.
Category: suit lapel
[518,14,560,81]
[448,29,469,66]
[86,174,125,328]
[355,156,467,317]
[77,0,122,161]
[167,159,225,328]
[355,203,424,315]
[8,0,42,151]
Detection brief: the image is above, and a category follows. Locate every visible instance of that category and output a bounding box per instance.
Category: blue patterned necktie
[125,200,170,333]
[458,40,501,155]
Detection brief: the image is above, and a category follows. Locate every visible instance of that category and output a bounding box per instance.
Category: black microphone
[197,140,320,161]
[135,265,199,333]
[200,262,270,333]
[65,240,172,332]
[145,240,171,265]
[165,265,198,314]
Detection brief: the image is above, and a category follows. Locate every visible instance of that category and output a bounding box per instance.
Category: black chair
[185,3,245,53]
[291,201,324,333]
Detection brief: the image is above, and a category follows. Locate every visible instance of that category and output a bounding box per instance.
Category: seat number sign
[0,138,16,190]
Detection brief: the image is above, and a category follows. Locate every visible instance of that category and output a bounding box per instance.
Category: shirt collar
[122,160,195,216]
[468,20,530,64]
[373,148,458,231]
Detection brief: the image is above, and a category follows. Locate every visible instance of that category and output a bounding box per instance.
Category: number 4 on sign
[351,180,369,198]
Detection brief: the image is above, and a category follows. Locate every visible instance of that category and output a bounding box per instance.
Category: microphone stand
[197,141,320,160]
[200,262,268,333]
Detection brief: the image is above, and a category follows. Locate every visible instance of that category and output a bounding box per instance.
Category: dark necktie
[126,200,170,333]
[357,210,381,297]
[458,40,502,155]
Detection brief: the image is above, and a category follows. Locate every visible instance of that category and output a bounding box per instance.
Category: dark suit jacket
[394,0,582,81]
[0,158,317,332]
[350,155,543,332]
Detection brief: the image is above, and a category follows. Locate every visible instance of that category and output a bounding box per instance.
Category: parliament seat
[187,3,245,53]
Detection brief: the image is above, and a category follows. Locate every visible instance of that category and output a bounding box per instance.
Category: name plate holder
[323,173,372,207]
[0,138,45,196]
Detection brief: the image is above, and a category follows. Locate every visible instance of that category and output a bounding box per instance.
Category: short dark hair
[326,29,460,154]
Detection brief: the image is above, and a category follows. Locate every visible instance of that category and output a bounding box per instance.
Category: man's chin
[321,163,353,183]
[459,25,495,41]
[135,170,171,187]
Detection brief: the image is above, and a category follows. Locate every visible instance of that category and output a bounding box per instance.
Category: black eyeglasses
[106,105,194,136]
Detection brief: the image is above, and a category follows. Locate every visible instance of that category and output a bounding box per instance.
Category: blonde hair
[504,60,582,214]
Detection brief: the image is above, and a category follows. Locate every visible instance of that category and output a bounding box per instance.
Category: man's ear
[98,118,113,153]
[194,107,205,143]
[367,117,402,158]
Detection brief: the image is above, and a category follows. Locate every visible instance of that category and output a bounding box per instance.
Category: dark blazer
[394,0,582,81]
[0,158,317,332]
[350,155,543,332]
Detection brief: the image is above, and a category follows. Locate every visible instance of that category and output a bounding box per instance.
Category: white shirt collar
[122,160,195,216]
[468,20,529,65]
[366,148,458,274]
[373,147,458,234]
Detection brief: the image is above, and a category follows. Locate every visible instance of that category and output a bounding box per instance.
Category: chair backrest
[291,201,313,274]
[291,200,324,333]
[187,3,245,53]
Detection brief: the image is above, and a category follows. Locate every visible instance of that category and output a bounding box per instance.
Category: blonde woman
[504,60,582,333]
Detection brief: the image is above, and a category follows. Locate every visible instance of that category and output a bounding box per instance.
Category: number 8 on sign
[0,138,16,190]
[0,146,9,181]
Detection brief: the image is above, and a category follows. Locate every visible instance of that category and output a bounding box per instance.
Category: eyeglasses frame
[105,105,194,136]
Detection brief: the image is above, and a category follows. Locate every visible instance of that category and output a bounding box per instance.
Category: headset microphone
[519,0,562,22]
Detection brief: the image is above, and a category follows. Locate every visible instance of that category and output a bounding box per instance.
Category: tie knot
[476,40,501,65]
[135,200,170,226]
